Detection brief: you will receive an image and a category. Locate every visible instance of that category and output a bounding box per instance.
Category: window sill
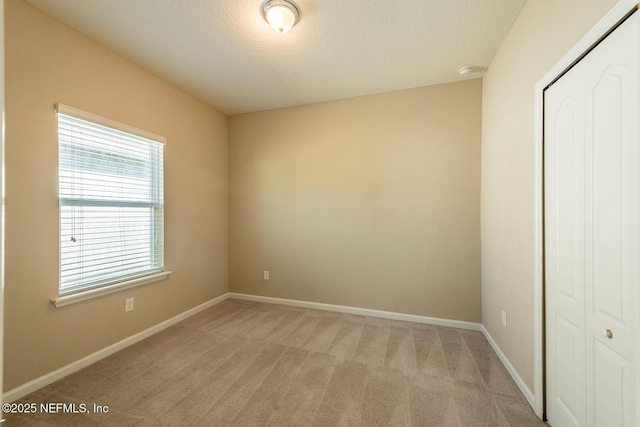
[51,271,173,308]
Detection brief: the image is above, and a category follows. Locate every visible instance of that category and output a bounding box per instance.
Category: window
[56,104,168,299]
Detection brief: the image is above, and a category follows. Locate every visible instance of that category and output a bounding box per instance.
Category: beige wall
[4,0,228,391]
[481,0,618,391]
[230,80,482,322]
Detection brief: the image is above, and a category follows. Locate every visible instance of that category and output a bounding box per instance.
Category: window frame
[51,104,171,307]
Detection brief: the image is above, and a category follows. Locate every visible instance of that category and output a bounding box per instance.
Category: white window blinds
[57,104,165,295]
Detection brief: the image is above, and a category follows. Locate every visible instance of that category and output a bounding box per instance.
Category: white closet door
[545,11,639,427]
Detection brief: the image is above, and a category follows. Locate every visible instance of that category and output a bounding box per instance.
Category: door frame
[533,0,639,419]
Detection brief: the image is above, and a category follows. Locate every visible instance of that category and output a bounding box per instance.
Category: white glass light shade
[262,0,300,33]
[267,5,294,32]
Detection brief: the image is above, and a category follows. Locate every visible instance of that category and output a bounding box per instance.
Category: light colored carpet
[5,299,545,426]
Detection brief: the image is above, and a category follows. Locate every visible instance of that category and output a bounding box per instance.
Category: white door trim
[533,0,639,419]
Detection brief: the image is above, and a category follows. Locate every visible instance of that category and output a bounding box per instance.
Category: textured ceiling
[24,0,527,115]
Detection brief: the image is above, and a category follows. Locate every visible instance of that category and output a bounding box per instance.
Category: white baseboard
[3,293,230,403]
[481,325,535,409]
[228,292,482,331]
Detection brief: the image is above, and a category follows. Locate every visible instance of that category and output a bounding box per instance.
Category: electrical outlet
[263,271,270,280]
[125,297,134,312]
[501,310,507,328]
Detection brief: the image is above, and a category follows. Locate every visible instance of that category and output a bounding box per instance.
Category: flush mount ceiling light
[262,0,300,33]
[458,66,475,77]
